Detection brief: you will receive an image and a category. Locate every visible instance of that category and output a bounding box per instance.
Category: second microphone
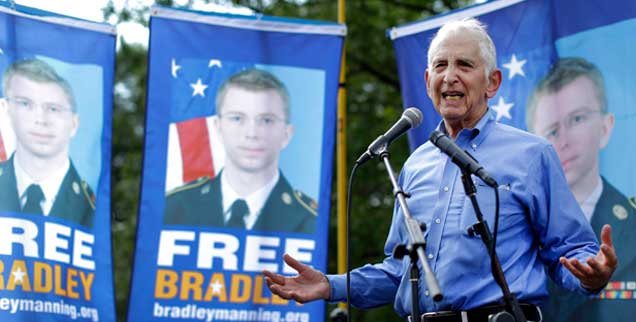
[356,107,423,165]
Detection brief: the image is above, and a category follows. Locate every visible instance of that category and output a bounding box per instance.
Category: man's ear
[486,69,502,99]
[70,114,80,138]
[599,112,615,149]
[0,98,8,123]
[212,115,221,135]
[281,124,294,149]
[0,97,10,113]
[425,69,432,98]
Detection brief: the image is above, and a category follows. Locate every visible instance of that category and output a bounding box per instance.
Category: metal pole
[336,0,348,312]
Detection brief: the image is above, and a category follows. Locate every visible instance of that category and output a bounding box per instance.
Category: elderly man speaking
[263,18,617,322]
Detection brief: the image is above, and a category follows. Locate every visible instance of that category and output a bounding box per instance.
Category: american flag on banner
[0,133,5,161]
[0,118,11,161]
[164,58,249,191]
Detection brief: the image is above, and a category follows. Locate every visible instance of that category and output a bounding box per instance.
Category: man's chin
[25,148,58,159]
[234,162,269,174]
[564,172,578,188]
[439,105,467,116]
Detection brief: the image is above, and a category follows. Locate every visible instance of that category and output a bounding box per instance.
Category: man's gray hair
[526,57,607,132]
[216,68,290,122]
[428,18,497,78]
[2,58,77,112]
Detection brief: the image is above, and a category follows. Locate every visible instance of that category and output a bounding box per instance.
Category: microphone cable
[343,161,360,322]
[491,186,501,258]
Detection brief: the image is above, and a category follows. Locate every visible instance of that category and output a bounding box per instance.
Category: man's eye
[46,105,62,113]
[15,99,31,108]
[571,114,586,124]
[545,128,558,139]
[228,115,242,122]
[261,117,275,124]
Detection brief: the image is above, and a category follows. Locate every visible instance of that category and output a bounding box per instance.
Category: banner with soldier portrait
[129,6,344,322]
[390,0,636,321]
[0,3,116,322]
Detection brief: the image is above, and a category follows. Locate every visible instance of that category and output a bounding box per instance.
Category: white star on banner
[0,48,4,55]
[503,54,527,80]
[208,59,222,68]
[12,267,26,283]
[492,96,513,121]
[171,58,181,78]
[190,78,208,97]
[209,280,224,294]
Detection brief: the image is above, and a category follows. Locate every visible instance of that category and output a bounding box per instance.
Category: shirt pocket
[459,181,525,238]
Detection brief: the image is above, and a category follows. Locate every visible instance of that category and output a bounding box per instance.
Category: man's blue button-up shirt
[328,109,599,317]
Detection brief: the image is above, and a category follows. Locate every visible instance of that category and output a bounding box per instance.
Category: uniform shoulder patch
[81,181,96,210]
[629,196,636,211]
[166,176,211,197]
[293,190,318,216]
[613,204,628,220]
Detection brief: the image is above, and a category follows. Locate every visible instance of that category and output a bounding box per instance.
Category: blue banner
[391,0,636,321]
[129,6,344,322]
[0,3,116,322]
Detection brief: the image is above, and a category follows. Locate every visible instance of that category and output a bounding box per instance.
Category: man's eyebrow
[567,106,598,115]
[221,110,246,114]
[539,120,560,132]
[457,57,476,66]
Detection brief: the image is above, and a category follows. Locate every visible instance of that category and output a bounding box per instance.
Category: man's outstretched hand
[560,224,618,291]
[263,254,330,304]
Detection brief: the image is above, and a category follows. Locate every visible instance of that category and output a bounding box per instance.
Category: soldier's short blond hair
[2,58,76,113]
[216,69,290,122]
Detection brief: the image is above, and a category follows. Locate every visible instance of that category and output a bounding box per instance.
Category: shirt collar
[437,108,496,150]
[14,153,70,215]
[580,176,604,223]
[221,170,280,228]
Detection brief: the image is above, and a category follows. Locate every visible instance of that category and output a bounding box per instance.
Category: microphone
[356,107,423,165]
[429,130,498,187]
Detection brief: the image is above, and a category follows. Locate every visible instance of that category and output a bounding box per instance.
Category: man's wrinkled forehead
[429,31,479,60]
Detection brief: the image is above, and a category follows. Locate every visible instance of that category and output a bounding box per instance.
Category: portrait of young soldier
[526,57,636,322]
[0,58,96,228]
[164,68,317,233]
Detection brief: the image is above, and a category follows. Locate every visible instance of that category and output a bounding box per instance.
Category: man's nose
[443,65,459,83]
[32,105,51,123]
[243,119,260,138]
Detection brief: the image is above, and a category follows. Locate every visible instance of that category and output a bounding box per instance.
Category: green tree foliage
[105,1,472,321]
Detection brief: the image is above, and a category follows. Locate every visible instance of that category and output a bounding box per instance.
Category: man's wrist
[581,281,607,294]
[322,273,332,300]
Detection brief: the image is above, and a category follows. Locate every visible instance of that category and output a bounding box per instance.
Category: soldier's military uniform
[544,177,636,322]
[0,155,96,228]
[164,171,317,233]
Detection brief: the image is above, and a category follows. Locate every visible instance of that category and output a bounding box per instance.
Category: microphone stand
[378,149,443,322]
[460,169,527,322]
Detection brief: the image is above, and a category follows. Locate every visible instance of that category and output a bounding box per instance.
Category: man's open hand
[263,254,330,304]
[560,224,618,290]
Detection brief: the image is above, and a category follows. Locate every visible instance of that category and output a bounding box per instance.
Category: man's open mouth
[442,91,465,100]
